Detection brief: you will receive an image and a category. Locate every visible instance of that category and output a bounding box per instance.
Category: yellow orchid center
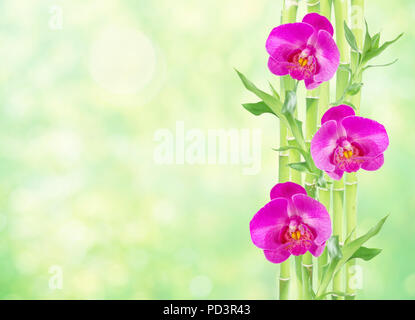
[291,230,302,240]
[298,57,308,67]
[343,150,353,159]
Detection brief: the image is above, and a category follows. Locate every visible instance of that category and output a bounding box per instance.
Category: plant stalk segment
[333,0,350,300]
[278,0,299,300]
[345,0,364,300]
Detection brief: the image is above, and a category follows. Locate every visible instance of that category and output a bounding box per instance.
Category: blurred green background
[0,0,413,299]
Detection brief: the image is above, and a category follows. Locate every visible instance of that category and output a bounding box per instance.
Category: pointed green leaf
[344,21,359,52]
[344,228,356,246]
[282,90,297,115]
[348,246,382,262]
[287,162,309,173]
[363,59,398,71]
[273,146,300,152]
[268,82,280,100]
[235,69,284,119]
[331,215,388,278]
[371,32,380,49]
[242,101,274,116]
[316,216,388,297]
[341,215,388,259]
[362,20,372,55]
[327,236,343,260]
[362,33,403,64]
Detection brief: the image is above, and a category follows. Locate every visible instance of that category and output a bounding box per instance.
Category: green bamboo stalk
[345,0,364,300]
[306,0,320,12]
[316,0,332,291]
[332,180,344,299]
[317,186,331,281]
[295,255,304,300]
[278,0,299,300]
[302,0,321,300]
[304,89,319,300]
[332,0,350,300]
[278,120,290,300]
[305,92,319,198]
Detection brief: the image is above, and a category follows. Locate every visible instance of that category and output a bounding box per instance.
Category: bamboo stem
[332,0,350,300]
[302,0,322,299]
[304,91,319,299]
[345,0,364,300]
[278,0,299,300]
[316,0,332,292]
[295,255,304,300]
[317,185,331,283]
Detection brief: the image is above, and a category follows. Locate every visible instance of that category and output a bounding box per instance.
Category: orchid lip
[332,139,365,172]
[280,221,315,254]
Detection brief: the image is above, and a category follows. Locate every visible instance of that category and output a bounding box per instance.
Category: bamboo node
[306,0,320,6]
[279,277,290,281]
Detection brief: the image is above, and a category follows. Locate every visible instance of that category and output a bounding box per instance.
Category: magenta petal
[327,167,344,180]
[343,160,361,173]
[362,154,385,171]
[341,116,389,157]
[270,182,307,200]
[250,198,289,250]
[268,56,290,76]
[309,243,325,257]
[304,77,322,90]
[310,120,338,172]
[321,105,355,126]
[292,194,332,246]
[266,23,314,57]
[302,13,334,37]
[314,30,340,83]
[289,67,307,81]
[290,243,309,256]
[263,247,290,264]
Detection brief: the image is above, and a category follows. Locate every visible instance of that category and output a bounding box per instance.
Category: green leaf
[340,215,388,264]
[273,146,300,152]
[362,33,403,64]
[344,21,359,52]
[347,82,363,96]
[348,246,382,262]
[273,145,306,158]
[327,236,343,260]
[281,91,306,150]
[242,101,274,116]
[344,228,356,246]
[362,20,372,55]
[235,69,284,119]
[294,119,305,141]
[288,162,309,173]
[268,82,280,100]
[371,32,380,49]
[282,90,297,115]
[363,59,398,71]
[316,215,388,297]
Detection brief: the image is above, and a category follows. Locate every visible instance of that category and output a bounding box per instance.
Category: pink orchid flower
[266,13,340,90]
[311,105,389,180]
[250,182,332,264]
